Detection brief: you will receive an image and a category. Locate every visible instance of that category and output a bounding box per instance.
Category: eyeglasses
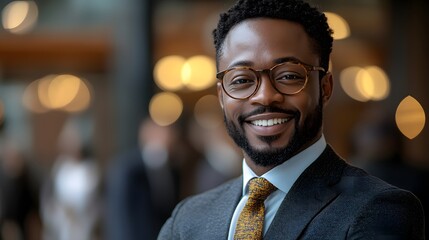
[216,61,326,100]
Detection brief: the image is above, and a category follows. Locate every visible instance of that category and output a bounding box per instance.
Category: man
[158,0,425,239]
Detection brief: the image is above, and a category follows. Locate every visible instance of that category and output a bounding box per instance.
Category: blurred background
[0,0,428,239]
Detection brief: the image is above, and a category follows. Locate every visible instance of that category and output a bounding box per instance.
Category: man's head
[213,0,334,171]
[213,0,333,72]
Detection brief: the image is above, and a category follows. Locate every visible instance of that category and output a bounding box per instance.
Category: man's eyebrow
[227,57,308,69]
[227,60,253,69]
[273,56,303,64]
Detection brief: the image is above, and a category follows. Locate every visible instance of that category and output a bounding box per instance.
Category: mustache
[238,106,298,123]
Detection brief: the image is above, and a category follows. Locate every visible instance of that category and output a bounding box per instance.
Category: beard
[224,96,323,167]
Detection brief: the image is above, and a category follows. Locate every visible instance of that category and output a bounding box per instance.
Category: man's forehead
[219,18,318,69]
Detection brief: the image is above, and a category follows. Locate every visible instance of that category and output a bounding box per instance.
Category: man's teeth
[251,118,289,127]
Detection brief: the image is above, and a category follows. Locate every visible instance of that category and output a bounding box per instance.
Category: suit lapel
[265,145,346,240]
[207,177,242,239]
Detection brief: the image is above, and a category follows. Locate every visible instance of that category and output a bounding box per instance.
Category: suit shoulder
[158,177,242,239]
[338,164,398,195]
[181,177,241,207]
[347,183,425,239]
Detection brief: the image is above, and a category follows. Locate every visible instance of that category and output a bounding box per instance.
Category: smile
[251,118,289,127]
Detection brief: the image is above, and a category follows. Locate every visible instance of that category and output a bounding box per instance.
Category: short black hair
[213,0,333,71]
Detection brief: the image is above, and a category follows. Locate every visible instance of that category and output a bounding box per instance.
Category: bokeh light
[61,78,92,112]
[340,66,369,102]
[45,74,81,109]
[395,95,426,139]
[22,74,92,113]
[364,66,390,100]
[154,55,217,92]
[2,0,38,34]
[154,55,186,91]
[340,66,390,102]
[149,92,183,126]
[194,95,223,129]
[355,68,374,100]
[324,12,350,40]
[181,55,216,91]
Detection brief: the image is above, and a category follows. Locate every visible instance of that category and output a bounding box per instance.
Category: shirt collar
[242,135,326,195]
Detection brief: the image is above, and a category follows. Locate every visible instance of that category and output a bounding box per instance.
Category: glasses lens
[271,63,308,95]
[222,68,258,99]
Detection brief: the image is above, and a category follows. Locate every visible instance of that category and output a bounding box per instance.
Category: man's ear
[217,81,224,109]
[321,72,333,106]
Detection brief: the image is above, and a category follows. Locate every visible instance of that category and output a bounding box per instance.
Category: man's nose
[249,74,284,105]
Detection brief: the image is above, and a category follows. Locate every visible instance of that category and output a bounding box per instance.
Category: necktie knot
[248,177,277,201]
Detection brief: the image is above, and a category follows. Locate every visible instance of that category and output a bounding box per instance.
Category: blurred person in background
[187,119,241,194]
[105,118,177,240]
[0,135,41,240]
[158,0,424,239]
[40,117,100,240]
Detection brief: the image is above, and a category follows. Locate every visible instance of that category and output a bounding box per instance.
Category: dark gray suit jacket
[158,145,425,239]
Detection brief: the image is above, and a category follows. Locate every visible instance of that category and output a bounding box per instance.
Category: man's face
[217,18,332,167]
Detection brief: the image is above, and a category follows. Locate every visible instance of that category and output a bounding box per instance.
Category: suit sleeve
[347,188,425,239]
[157,198,189,240]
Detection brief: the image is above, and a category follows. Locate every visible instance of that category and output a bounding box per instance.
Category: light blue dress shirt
[227,135,327,239]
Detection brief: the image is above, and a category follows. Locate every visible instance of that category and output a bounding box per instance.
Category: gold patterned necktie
[234,177,277,240]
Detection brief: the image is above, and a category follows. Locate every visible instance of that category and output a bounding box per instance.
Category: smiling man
[158,0,425,239]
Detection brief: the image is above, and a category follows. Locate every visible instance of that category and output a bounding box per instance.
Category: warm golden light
[38,74,82,110]
[365,66,390,100]
[61,78,92,112]
[48,74,81,109]
[395,95,426,139]
[181,62,192,85]
[340,66,369,102]
[38,75,53,109]
[181,55,216,91]
[356,68,374,100]
[194,95,223,129]
[340,66,390,102]
[154,56,186,91]
[149,92,183,126]
[24,74,91,113]
[154,55,217,92]
[2,1,38,34]
[325,12,350,40]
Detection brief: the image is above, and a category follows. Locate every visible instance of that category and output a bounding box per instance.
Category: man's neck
[244,159,275,176]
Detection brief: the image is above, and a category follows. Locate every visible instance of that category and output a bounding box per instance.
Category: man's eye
[276,73,305,82]
[229,77,255,85]
[231,78,254,85]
